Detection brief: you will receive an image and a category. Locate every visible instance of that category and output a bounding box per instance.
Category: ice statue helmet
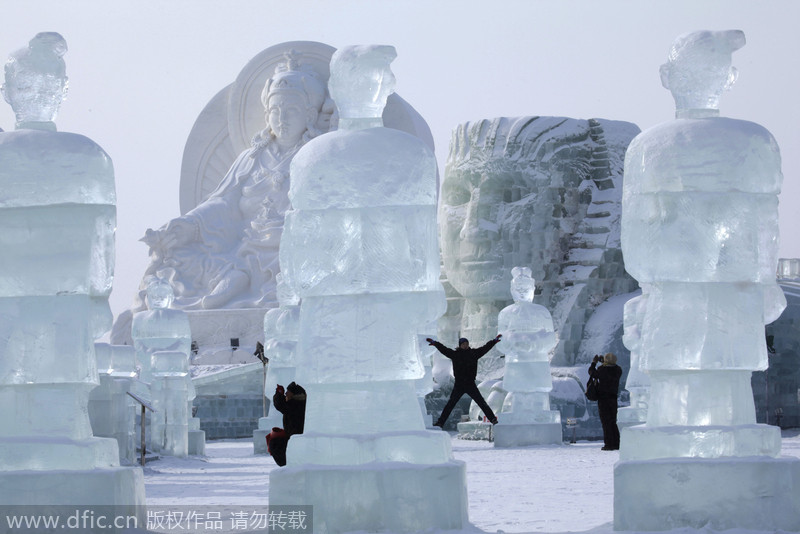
[328,45,397,120]
[261,52,326,112]
[510,266,535,303]
[659,30,745,116]
[145,278,175,310]
[2,32,69,127]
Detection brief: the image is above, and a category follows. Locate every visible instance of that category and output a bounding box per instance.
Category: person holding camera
[266,382,307,466]
[426,335,502,428]
[589,353,622,450]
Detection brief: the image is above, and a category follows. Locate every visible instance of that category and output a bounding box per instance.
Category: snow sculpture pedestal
[614,30,800,531]
[269,45,468,533]
[0,32,144,518]
[493,268,562,447]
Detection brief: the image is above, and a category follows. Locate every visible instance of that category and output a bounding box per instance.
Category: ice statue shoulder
[0,32,114,209]
[289,45,436,210]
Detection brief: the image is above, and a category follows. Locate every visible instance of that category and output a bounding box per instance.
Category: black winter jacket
[272,390,306,437]
[589,362,622,400]
[431,339,499,383]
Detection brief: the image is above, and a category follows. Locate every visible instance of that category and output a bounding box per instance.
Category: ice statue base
[614,456,800,531]
[269,460,468,533]
[186,309,267,364]
[493,422,562,447]
[0,466,146,530]
[188,430,205,455]
[456,421,493,441]
[619,423,781,461]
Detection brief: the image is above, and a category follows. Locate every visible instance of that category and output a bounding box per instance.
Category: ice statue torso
[283,126,440,296]
[623,117,781,284]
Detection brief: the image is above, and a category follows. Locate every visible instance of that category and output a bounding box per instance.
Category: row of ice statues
[0,27,798,533]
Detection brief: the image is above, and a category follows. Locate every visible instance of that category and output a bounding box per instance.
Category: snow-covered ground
[143,429,800,534]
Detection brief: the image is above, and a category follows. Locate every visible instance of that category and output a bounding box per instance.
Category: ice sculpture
[253,274,300,454]
[139,54,328,311]
[90,343,138,465]
[131,278,204,455]
[615,30,800,531]
[0,32,144,510]
[493,267,561,446]
[151,351,190,457]
[269,45,468,533]
[440,116,640,376]
[616,290,650,426]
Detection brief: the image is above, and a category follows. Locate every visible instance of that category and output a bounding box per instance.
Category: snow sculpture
[616,290,650,426]
[253,274,300,453]
[440,116,640,377]
[615,30,800,531]
[140,55,327,311]
[269,45,467,533]
[131,278,204,454]
[0,32,144,510]
[493,267,561,446]
[90,343,138,465]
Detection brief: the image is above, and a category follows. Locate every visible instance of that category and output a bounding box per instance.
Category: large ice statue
[270,45,468,533]
[0,32,144,512]
[493,267,561,446]
[440,116,640,376]
[614,30,800,531]
[131,278,204,455]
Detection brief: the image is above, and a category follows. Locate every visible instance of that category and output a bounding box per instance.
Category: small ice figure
[493,267,561,446]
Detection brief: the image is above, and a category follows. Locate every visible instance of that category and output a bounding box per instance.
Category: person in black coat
[589,353,622,450]
[267,381,306,466]
[426,335,502,428]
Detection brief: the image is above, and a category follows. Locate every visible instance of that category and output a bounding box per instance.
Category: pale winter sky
[1,0,798,324]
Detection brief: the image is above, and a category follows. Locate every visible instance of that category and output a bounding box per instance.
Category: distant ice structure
[493,267,562,446]
[0,32,144,511]
[269,45,468,533]
[616,288,649,426]
[90,343,138,465]
[151,350,191,457]
[131,278,204,455]
[439,116,641,379]
[253,274,300,454]
[614,30,800,531]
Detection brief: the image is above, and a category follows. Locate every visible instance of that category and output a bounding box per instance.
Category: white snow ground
[142,429,800,534]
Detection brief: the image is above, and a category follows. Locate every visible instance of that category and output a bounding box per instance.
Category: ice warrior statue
[614,30,800,531]
[270,45,468,533]
[0,32,144,513]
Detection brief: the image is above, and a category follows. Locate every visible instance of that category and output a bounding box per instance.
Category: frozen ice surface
[90,343,137,464]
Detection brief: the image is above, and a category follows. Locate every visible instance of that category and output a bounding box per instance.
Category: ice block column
[616,290,650,427]
[615,30,800,531]
[270,45,468,533]
[493,267,561,446]
[151,351,190,457]
[131,278,204,455]
[0,32,144,510]
[254,274,300,454]
[90,343,138,465]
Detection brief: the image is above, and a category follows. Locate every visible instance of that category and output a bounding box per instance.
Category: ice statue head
[510,267,535,304]
[145,278,175,310]
[328,45,397,124]
[261,52,326,148]
[660,30,745,118]
[2,32,69,128]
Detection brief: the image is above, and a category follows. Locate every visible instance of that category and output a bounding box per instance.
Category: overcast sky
[2,0,798,323]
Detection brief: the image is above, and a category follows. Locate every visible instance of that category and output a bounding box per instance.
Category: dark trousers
[598,398,620,449]
[266,428,288,466]
[436,380,496,426]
